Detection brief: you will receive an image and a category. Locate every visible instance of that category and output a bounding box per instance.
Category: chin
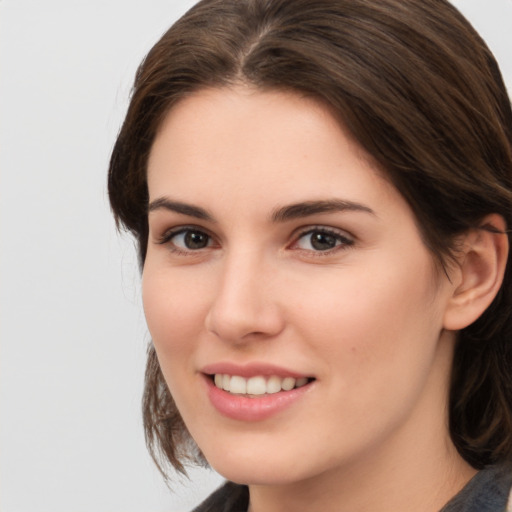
[199,440,321,486]
[212,461,305,487]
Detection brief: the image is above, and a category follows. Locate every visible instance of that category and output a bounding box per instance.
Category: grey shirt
[441,464,512,512]
[193,464,512,512]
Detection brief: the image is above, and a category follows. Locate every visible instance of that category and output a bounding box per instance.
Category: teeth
[213,374,310,395]
[246,376,266,395]
[281,377,296,391]
[230,375,247,394]
[266,375,282,394]
[296,377,308,387]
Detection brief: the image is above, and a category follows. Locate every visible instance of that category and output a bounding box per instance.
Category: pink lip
[201,361,310,379]
[201,369,315,422]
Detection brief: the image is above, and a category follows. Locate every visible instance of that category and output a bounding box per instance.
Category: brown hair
[108,0,512,477]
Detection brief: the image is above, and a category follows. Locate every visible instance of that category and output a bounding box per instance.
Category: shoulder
[192,481,249,512]
[190,466,512,512]
[441,463,512,512]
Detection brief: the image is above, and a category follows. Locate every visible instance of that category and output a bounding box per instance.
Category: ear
[443,214,509,331]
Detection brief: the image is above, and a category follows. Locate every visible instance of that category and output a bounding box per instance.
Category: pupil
[311,232,336,251]
[185,231,208,249]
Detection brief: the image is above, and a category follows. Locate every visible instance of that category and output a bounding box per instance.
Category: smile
[205,373,315,421]
[213,374,311,396]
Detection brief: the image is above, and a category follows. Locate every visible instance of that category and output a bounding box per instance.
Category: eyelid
[155,224,217,249]
[289,225,355,252]
[153,223,354,255]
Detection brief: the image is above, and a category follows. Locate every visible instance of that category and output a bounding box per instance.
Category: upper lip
[201,362,313,379]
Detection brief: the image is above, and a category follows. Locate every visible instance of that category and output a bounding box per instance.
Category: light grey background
[1,1,511,511]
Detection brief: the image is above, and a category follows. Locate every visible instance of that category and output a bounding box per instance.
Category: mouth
[202,366,316,421]
[208,373,315,396]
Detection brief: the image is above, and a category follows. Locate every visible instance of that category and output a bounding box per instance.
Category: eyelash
[156,225,354,255]
[290,226,354,255]
[157,225,216,255]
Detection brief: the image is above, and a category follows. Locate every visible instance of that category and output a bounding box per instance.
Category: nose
[205,251,285,344]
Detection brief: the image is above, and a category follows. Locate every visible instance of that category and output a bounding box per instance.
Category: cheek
[141,264,211,358]
[141,264,214,417]
[288,266,447,449]
[293,257,444,382]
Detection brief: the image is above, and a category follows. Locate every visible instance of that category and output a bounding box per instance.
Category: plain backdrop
[1,1,511,511]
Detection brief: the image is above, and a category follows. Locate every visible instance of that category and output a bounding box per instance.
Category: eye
[158,227,213,252]
[293,227,353,252]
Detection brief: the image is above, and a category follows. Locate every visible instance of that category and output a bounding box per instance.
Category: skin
[143,86,477,512]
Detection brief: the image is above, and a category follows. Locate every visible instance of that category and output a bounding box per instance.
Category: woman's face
[143,87,457,486]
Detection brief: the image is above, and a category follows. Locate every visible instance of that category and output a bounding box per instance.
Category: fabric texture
[440,464,512,512]
[192,464,512,512]
[192,481,249,512]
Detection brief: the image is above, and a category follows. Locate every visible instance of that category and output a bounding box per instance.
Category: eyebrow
[148,198,215,222]
[271,199,375,222]
[147,197,375,223]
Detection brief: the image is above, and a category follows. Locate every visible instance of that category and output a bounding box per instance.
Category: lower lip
[204,375,313,422]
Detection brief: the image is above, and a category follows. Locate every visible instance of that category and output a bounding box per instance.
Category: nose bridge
[205,245,283,342]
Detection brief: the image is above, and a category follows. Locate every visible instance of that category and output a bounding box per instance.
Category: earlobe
[443,214,509,331]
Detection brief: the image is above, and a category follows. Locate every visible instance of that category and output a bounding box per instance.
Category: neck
[248,437,476,512]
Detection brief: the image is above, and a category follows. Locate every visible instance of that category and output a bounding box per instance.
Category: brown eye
[162,228,213,251]
[295,228,353,252]
[182,230,210,249]
[309,232,338,251]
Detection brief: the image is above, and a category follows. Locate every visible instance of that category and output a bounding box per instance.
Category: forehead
[149,86,348,170]
[147,86,391,203]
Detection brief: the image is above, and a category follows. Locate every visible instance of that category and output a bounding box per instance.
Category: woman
[108,0,512,510]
